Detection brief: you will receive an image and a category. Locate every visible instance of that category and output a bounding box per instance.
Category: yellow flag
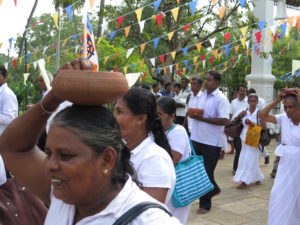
[175,63,179,70]
[219,6,226,19]
[140,43,146,54]
[171,7,179,22]
[19,57,23,65]
[268,29,273,37]
[163,67,167,75]
[26,64,30,72]
[263,40,267,46]
[104,56,109,65]
[234,45,240,54]
[135,8,143,22]
[212,0,217,5]
[240,26,248,37]
[0,43,2,49]
[168,31,174,41]
[217,53,222,60]
[287,16,294,28]
[195,43,201,52]
[89,0,95,8]
[47,55,52,63]
[224,61,228,66]
[240,37,246,48]
[171,51,176,60]
[52,13,59,29]
[62,37,70,47]
[213,49,218,58]
[123,66,128,74]
[183,67,186,74]
[193,56,198,64]
[124,26,131,38]
[176,0,180,4]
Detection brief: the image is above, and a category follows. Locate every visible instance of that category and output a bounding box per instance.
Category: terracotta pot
[52,70,129,105]
[187,108,204,117]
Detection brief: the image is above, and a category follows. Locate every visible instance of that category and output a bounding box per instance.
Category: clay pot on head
[52,70,129,105]
[187,108,204,117]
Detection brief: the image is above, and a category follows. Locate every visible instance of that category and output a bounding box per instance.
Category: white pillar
[245,0,276,104]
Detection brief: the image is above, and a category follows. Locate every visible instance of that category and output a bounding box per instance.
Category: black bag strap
[112,201,172,225]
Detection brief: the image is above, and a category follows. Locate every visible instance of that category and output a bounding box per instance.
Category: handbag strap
[189,140,197,156]
[256,110,261,126]
[112,201,172,225]
[166,124,176,135]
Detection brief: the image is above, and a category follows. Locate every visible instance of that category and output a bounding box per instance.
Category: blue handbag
[167,125,214,207]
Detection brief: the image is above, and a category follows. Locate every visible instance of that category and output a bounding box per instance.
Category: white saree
[0,155,7,185]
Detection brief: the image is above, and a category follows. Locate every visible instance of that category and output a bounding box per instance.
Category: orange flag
[219,6,227,19]
[140,43,146,54]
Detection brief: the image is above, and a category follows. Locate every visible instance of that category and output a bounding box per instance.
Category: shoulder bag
[224,109,247,138]
[256,110,271,147]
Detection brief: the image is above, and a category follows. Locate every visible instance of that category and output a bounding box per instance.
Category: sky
[0,0,299,56]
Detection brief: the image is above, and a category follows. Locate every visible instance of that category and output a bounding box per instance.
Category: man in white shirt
[184,77,203,135]
[180,77,192,95]
[173,83,187,125]
[0,66,18,135]
[189,71,230,214]
[151,83,162,100]
[230,84,248,174]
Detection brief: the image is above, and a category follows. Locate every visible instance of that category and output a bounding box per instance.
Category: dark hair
[51,105,135,186]
[141,84,150,90]
[248,93,258,101]
[238,84,248,91]
[284,94,300,107]
[191,76,203,85]
[181,77,189,83]
[173,83,181,89]
[122,88,172,156]
[157,97,176,115]
[164,82,172,89]
[0,66,7,78]
[152,83,160,89]
[248,88,256,94]
[207,70,221,83]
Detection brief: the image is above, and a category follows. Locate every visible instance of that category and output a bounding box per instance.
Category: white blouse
[130,137,176,203]
[240,108,259,142]
[44,176,182,225]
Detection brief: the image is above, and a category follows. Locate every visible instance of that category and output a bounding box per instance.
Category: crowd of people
[0,59,299,225]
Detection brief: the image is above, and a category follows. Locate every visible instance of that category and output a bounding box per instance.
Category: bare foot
[236,182,247,189]
[197,208,209,214]
[219,151,225,159]
[227,150,234,154]
[255,181,261,185]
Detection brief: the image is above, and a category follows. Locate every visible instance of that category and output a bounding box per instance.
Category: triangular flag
[130,64,135,70]
[273,33,279,43]
[175,63,179,70]
[257,20,266,32]
[202,60,206,69]
[62,37,70,47]
[135,8,143,22]
[65,5,73,21]
[47,55,52,63]
[171,7,179,22]
[43,47,48,55]
[224,44,230,57]
[123,66,128,74]
[150,58,155,67]
[159,55,165,64]
[209,56,215,64]
[153,37,160,48]
[287,16,294,28]
[126,47,134,58]
[246,40,250,49]
[14,0,17,6]
[255,31,262,43]
[33,61,38,70]
[213,49,218,58]
[52,13,59,29]
[155,68,160,75]
[26,64,30,72]
[89,0,95,8]
[240,0,246,7]
[240,37,246,48]
[234,45,240,54]
[240,26,248,37]
[155,14,163,28]
[124,26,131,37]
[187,65,192,72]
[183,68,186,74]
[195,63,199,71]
[183,24,191,35]
[178,69,182,76]
[200,54,205,61]
[209,38,216,48]
[75,45,79,53]
[12,59,17,68]
[153,0,162,11]
[23,73,30,86]
[139,20,145,34]
[224,32,231,43]
[101,22,108,36]
[263,39,267,46]
[189,0,198,16]
[280,22,287,35]
[169,65,173,74]
[140,43,146,54]
[110,31,117,41]
[103,56,109,65]
[0,0,3,6]
[167,31,174,41]
[193,56,198,64]
[18,57,22,65]
[219,6,226,19]
[176,0,180,4]
[195,43,202,52]
[217,53,223,60]
[116,16,125,28]
[212,0,217,5]
[8,38,13,49]
[143,72,147,79]
[182,47,188,56]
[4,63,8,70]
[184,59,189,67]
[170,51,176,60]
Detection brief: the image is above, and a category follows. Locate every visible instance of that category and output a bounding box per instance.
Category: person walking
[173,83,186,125]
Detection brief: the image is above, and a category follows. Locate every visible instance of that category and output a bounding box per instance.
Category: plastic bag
[245,124,262,147]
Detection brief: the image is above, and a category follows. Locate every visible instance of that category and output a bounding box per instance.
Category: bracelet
[40,97,55,115]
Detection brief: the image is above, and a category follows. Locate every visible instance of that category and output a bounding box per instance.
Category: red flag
[50,42,58,48]
[116,16,125,28]
[296,21,299,32]
[183,24,191,35]
[159,55,165,64]
[113,69,119,72]
[231,57,236,63]
[200,54,205,61]
[209,56,215,64]
[255,31,262,44]
[32,19,45,28]
[143,72,147,78]
[178,69,182,76]
[12,59,17,68]
[224,32,231,43]
[273,33,279,43]
[156,14,163,28]
[14,0,17,6]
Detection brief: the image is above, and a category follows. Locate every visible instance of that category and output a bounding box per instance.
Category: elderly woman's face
[44,126,105,205]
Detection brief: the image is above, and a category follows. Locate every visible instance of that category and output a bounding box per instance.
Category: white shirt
[152,91,162,97]
[45,176,182,225]
[130,137,176,203]
[166,125,191,162]
[257,97,266,111]
[275,114,300,147]
[174,92,187,117]
[0,83,18,135]
[191,88,230,147]
[186,90,202,133]
[230,96,248,120]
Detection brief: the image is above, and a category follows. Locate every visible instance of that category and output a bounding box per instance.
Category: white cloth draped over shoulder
[44,176,182,225]
[268,113,300,225]
[0,155,7,186]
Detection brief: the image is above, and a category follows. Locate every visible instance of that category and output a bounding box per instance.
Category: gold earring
[103,169,109,175]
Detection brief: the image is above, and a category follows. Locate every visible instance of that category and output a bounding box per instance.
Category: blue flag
[182,47,188,56]
[110,31,117,41]
[155,68,161,75]
[189,0,198,16]
[153,0,162,11]
[257,20,266,31]
[153,37,160,48]
[184,59,189,67]
[225,44,230,57]
[240,0,246,8]
[65,4,73,21]
[8,38,13,49]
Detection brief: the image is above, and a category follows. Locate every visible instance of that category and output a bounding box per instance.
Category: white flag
[139,20,146,34]
[126,48,134,58]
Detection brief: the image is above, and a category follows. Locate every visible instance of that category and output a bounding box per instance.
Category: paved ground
[187,140,277,225]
